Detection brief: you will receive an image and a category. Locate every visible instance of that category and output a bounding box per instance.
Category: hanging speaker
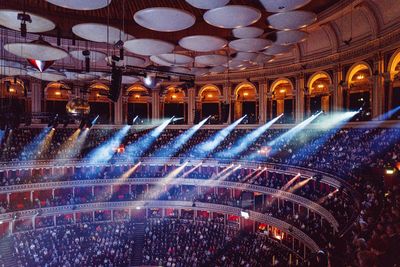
[109,67,122,102]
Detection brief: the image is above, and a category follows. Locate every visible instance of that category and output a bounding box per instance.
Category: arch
[355,1,381,39]
[88,82,110,103]
[234,82,256,100]
[388,48,400,80]
[270,78,294,96]
[346,62,373,84]
[199,84,221,102]
[0,77,25,98]
[164,86,185,102]
[45,82,70,100]
[307,71,332,95]
[127,84,149,103]
[321,22,340,53]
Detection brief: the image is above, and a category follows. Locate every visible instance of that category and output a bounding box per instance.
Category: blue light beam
[190,115,246,157]
[124,118,173,160]
[217,114,283,158]
[86,125,130,163]
[154,116,210,159]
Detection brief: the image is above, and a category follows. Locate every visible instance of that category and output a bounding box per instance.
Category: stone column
[114,94,124,125]
[333,66,344,112]
[223,84,231,124]
[372,54,385,119]
[295,75,305,123]
[258,81,268,124]
[30,80,42,115]
[151,89,160,120]
[187,87,195,125]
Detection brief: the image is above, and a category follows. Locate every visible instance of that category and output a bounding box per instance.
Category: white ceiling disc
[179,35,227,52]
[121,76,139,84]
[253,54,274,64]
[232,27,264,39]
[204,5,261,29]
[70,50,107,62]
[234,52,258,62]
[4,42,68,61]
[185,0,230,10]
[105,56,146,67]
[0,66,27,76]
[263,44,294,55]
[124,39,175,56]
[259,0,312,12]
[227,60,254,70]
[229,38,272,52]
[134,7,195,32]
[150,53,193,67]
[195,55,228,66]
[74,73,99,81]
[72,23,133,44]
[46,0,111,10]
[170,67,192,74]
[0,59,22,68]
[267,11,317,30]
[209,65,226,74]
[191,67,209,76]
[104,75,139,84]
[28,70,66,81]
[0,9,55,33]
[267,30,308,45]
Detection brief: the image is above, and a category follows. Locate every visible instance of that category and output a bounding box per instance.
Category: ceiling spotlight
[17,12,32,37]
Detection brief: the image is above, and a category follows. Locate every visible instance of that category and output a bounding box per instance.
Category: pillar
[295,75,305,122]
[333,66,344,112]
[223,84,231,124]
[259,81,268,124]
[372,54,385,119]
[114,94,124,125]
[187,87,195,125]
[151,89,160,120]
[31,80,42,122]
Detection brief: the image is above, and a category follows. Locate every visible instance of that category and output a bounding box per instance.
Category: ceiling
[0,0,338,44]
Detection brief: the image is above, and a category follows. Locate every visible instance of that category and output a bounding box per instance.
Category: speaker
[109,67,122,102]
[221,103,230,123]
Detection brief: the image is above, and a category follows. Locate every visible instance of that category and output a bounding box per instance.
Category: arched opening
[387,50,400,119]
[346,62,372,120]
[126,84,151,123]
[0,77,27,114]
[162,86,186,124]
[88,82,113,124]
[199,85,221,124]
[234,82,258,124]
[45,82,70,116]
[307,72,332,115]
[270,79,295,123]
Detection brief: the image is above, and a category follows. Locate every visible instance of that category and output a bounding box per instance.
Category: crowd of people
[0,125,398,266]
[12,221,136,267]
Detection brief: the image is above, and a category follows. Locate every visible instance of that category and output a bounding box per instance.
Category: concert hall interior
[0,0,399,266]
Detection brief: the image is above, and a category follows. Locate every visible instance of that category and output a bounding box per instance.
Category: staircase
[131,223,146,267]
[0,236,17,267]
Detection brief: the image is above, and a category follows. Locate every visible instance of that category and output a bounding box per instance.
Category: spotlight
[17,12,31,37]
[240,210,250,219]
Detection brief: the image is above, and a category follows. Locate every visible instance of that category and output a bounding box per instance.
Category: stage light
[376,106,400,120]
[385,169,395,175]
[155,116,209,159]
[192,115,246,157]
[19,127,51,159]
[124,118,173,159]
[217,114,282,158]
[268,111,323,147]
[144,75,152,86]
[179,162,202,178]
[86,125,130,164]
[240,211,250,219]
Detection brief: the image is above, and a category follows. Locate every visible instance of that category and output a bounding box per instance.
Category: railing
[0,178,339,230]
[0,200,320,252]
